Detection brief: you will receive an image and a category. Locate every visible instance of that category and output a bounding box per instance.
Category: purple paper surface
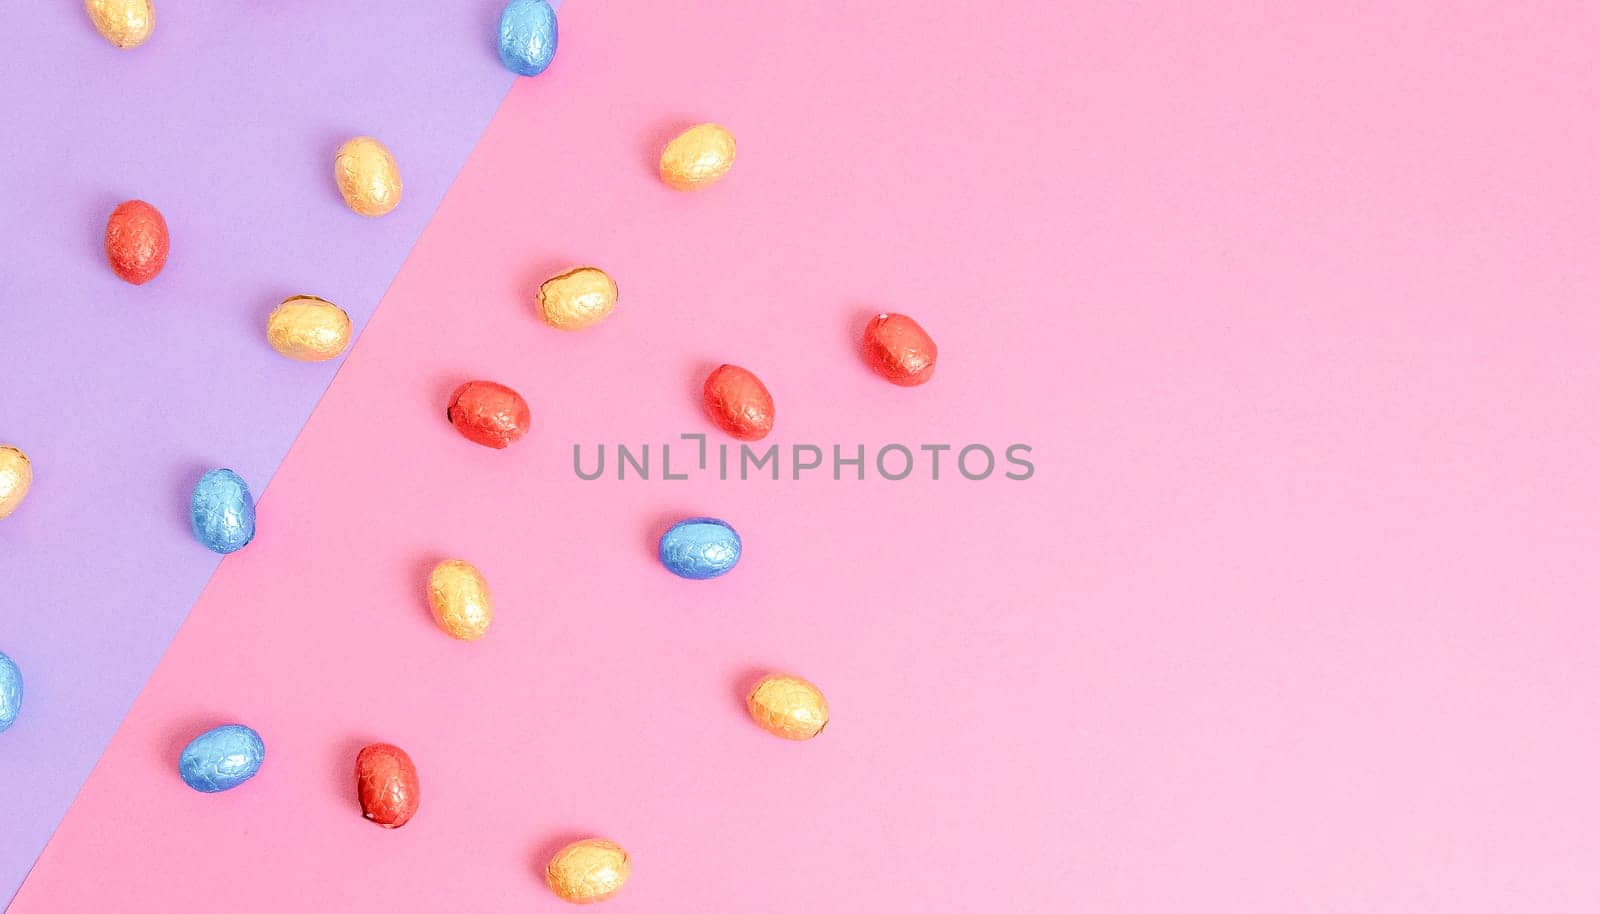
[0,2,554,904]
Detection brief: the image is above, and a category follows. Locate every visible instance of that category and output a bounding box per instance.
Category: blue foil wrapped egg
[658,517,742,579]
[179,724,265,793]
[498,0,558,76]
[0,652,22,733]
[190,468,255,554]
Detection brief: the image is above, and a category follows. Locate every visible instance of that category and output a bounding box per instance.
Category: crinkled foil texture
[189,468,255,554]
[267,296,352,361]
[659,123,736,191]
[334,137,403,217]
[428,559,494,640]
[545,838,630,902]
[703,364,774,440]
[356,743,420,827]
[747,673,829,740]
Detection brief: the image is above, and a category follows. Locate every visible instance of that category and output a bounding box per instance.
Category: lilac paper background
[0,2,558,904]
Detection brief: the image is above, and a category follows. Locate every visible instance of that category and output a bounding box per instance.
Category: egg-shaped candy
[545,838,630,903]
[862,313,937,386]
[267,295,352,361]
[537,266,617,331]
[703,364,774,441]
[659,123,736,191]
[447,380,531,449]
[428,559,493,641]
[104,200,169,285]
[190,468,255,554]
[746,673,829,740]
[0,446,32,520]
[85,0,154,49]
[334,137,402,217]
[178,724,265,792]
[497,0,558,76]
[658,517,741,580]
[0,652,22,734]
[356,742,420,828]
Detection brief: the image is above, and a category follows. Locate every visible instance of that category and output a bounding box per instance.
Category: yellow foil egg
[537,267,618,331]
[427,560,493,641]
[334,137,403,217]
[658,123,736,191]
[266,295,352,362]
[85,0,154,49]
[746,673,829,740]
[545,838,630,904]
[0,446,32,520]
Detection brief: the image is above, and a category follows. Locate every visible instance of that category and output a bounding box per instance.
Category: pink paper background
[13,1,1600,911]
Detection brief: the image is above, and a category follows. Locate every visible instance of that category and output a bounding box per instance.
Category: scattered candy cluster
[0,0,942,904]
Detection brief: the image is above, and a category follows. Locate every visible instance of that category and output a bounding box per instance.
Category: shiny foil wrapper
[0,652,22,733]
[497,0,559,76]
[104,200,169,285]
[545,838,630,903]
[356,743,420,828]
[189,468,256,554]
[538,266,617,331]
[659,123,736,191]
[85,0,154,49]
[747,673,829,740]
[428,559,493,640]
[0,446,33,520]
[334,136,403,217]
[703,364,774,441]
[658,517,742,580]
[862,313,937,386]
[266,295,352,362]
[178,724,265,793]
[447,380,531,449]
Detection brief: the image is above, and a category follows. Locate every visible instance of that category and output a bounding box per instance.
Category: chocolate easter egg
[189,469,255,554]
[334,137,402,217]
[498,0,558,76]
[427,559,493,641]
[85,0,154,49]
[447,381,531,449]
[356,743,420,828]
[537,267,617,331]
[104,200,169,285]
[862,313,937,386]
[545,838,630,903]
[746,673,829,740]
[266,295,352,361]
[659,123,736,191]
[658,517,741,580]
[0,446,32,520]
[178,724,265,792]
[702,364,774,441]
[0,653,22,734]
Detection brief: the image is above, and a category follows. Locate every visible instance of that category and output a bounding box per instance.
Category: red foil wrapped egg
[447,380,531,449]
[702,364,774,441]
[355,743,420,828]
[104,200,169,285]
[862,313,937,386]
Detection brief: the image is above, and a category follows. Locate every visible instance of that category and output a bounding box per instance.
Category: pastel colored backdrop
[0,1,536,905]
[11,2,1600,913]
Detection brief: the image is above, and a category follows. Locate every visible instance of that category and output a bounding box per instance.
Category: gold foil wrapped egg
[334,137,402,217]
[0,446,32,520]
[85,0,154,49]
[545,838,630,904]
[427,559,493,641]
[266,295,352,362]
[746,673,828,740]
[537,267,618,331]
[658,123,736,191]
